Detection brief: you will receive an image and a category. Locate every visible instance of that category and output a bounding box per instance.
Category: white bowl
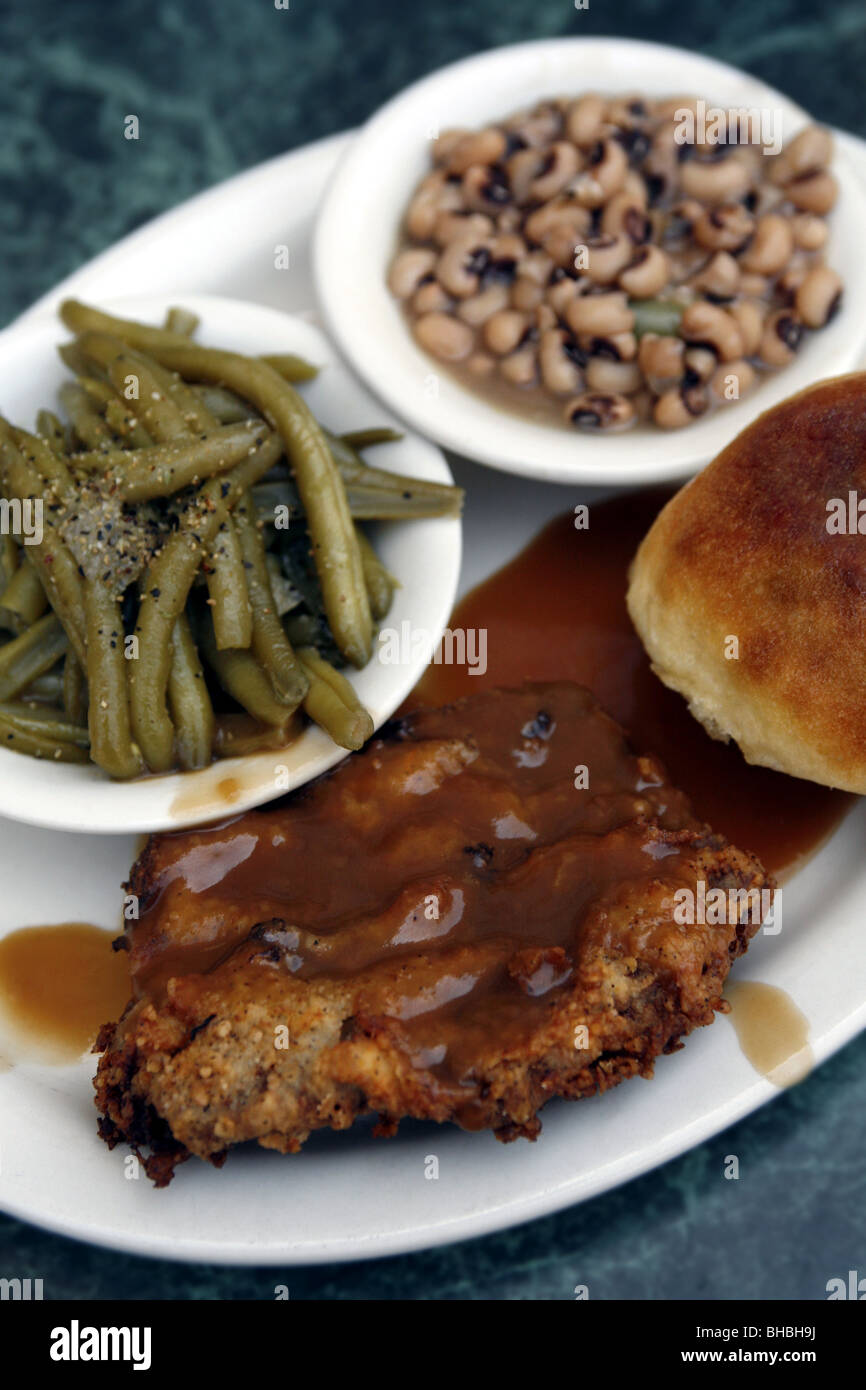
[314,37,866,486]
[0,294,460,833]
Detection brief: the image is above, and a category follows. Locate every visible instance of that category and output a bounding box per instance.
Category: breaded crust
[95,683,771,1185]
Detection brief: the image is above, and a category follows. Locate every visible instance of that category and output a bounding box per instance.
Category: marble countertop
[1,0,865,1300]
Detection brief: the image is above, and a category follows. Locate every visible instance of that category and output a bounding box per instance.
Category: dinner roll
[627,373,866,792]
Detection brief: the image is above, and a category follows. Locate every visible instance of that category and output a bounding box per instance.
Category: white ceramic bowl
[0,294,460,833]
[314,37,866,485]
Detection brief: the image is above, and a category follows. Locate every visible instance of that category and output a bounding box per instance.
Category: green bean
[36,410,68,457]
[82,579,143,778]
[164,306,200,337]
[71,422,275,501]
[144,355,221,436]
[75,334,191,442]
[0,427,87,664]
[233,492,307,705]
[61,301,321,381]
[167,612,215,770]
[206,517,252,649]
[355,527,398,621]
[326,430,463,505]
[62,650,87,725]
[58,341,102,379]
[14,426,74,498]
[129,432,283,771]
[0,533,17,589]
[195,610,297,728]
[259,353,320,383]
[345,481,463,520]
[0,700,89,745]
[58,382,116,451]
[0,613,67,701]
[0,562,49,632]
[76,375,154,448]
[20,667,64,702]
[194,385,262,425]
[60,301,194,353]
[136,342,373,668]
[0,712,90,762]
[340,428,404,450]
[213,712,301,758]
[629,298,685,338]
[296,646,373,751]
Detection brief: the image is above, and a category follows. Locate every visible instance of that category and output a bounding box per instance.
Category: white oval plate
[0,293,460,834]
[1,126,866,1266]
[315,37,866,485]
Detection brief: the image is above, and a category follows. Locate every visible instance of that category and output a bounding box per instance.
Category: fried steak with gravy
[95,683,770,1184]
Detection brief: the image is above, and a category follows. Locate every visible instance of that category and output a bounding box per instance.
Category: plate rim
[1,121,865,1267]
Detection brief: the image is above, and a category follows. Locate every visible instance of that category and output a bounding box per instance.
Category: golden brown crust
[628,373,866,791]
[94,683,771,1186]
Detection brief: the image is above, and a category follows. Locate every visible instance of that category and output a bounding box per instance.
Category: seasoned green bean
[62,649,87,725]
[129,432,283,771]
[36,410,68,457]
[0,700,89,746]
[340,427,404,450]
[196,610,297,728]
[75,334,192,442]
[167,612,215,770]
[233,492,307,705]
[0,711,90,762]
[356,526,398,620]
[58,382,116,451]
[71,421,275,501]
[0,613,67,701]
[0,426,87,664]
[206,517,252,649]
[194,384,262,425]
[0,561,49,632]
[0,533,17,589]
[326,430,463,505]
[345,482,463,520]
[296,646,373,751]
[259,352,320,382]
[60,301,194,353]
[82,579,142,778]
[20,667,64,702]
[76,375,153,448]
[14,426,74,498]
[164,306,200,337]
[135,342,373,668]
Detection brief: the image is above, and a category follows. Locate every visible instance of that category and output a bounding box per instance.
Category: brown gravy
[126,684,769,1108]
[0,924,130,1063]
[725,980,813,1087]
[412,491,853,877]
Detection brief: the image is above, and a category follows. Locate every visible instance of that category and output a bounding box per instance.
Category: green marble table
[1,0,865,1300]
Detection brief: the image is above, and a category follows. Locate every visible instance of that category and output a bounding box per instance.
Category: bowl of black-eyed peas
[314,37,866,484]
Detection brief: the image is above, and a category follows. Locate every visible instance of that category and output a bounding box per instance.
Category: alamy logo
[673,99,783,156]
[378,622,487,675]
[0,497,42,545]
[673,881,781,933]
[826,1270,866,1299]
[49,1320,152,1370]
[0,1277,43,1299]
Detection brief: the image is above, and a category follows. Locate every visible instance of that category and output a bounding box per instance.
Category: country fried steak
[94,682,772,1185]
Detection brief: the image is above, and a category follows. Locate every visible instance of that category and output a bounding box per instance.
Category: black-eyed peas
[795,266,843,328]
[394,95,843,430]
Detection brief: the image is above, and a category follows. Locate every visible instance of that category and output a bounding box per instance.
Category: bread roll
[627,374,866,792]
